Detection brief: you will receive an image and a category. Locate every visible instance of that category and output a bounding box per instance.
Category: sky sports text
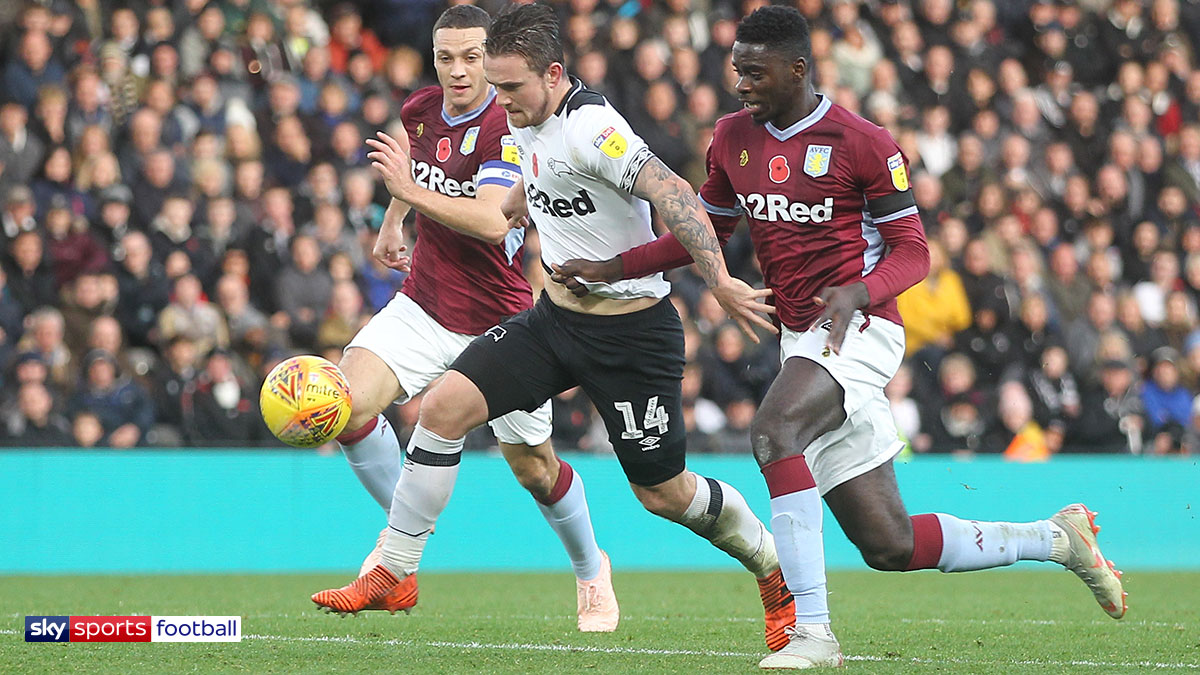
[25,616,241,642]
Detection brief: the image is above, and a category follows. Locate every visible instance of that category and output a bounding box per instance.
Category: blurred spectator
[151,335,198,436]
[1142,346,1193,452]
[1026,343,1081,450]
[1,381,71,447]
[4,230,56,316]
[181,348,265,445]
[0,103,45,191]
[67,349,154,448]
[316,279,368,352]
[274,234,331,350]
[925,353,991,454]
[998,380,1050,462]
[1068,358,1144,454]
[157,273,229,357]
[3,31,66,108]
[115,231,170,348]
[896,241,971,361]
[1045,242,1090,324]
[327,3,386,74]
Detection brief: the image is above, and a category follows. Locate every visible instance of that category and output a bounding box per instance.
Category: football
[260,355,353,448]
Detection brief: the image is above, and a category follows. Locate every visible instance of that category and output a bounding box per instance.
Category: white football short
[779,311,906,495]
[345,292,553,446]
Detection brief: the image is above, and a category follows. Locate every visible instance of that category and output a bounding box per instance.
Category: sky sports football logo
[25,616,241,642]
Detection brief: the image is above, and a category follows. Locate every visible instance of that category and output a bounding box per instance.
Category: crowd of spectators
[1,0,1199,459]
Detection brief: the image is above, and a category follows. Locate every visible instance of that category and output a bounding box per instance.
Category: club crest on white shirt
[803,144,832,178]
[460,126,480,155]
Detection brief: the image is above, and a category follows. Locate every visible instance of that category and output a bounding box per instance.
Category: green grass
[1,571,1197,673]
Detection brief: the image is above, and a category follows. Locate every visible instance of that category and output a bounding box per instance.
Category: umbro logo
[639,436,661,452]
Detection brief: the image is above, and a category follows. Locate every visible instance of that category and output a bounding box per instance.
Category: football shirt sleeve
[474,115,522,189]
[855,128,930,305]
[565,105,656,193]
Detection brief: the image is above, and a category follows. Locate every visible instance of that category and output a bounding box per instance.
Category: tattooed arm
[630,157,775,341]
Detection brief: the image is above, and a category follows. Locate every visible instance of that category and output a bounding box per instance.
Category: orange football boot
[311,565,418,616]
[757,568,796,651]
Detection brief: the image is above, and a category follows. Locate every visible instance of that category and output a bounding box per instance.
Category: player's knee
[346,404,381,434]
[750,412,806,467]
[632,486,684,521]
[858,537,913,572]
[509,455,555,500]
[417,387,472,439]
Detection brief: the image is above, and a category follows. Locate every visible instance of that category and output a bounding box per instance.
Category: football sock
[336,415,402,512]
[534,459,604,580]
[907,513,1054,572]
[680,472,778,579]
[762,455,830,624]
[380,424,463,577]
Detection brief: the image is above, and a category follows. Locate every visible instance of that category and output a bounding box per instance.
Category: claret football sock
[762,455,830,624]
[337,415,402,512]
[681,472,778,579]
[535,459,604,581]
[380,424,463,577]
[907,513,1054,572]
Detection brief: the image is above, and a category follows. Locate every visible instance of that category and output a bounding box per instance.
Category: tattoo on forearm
[633,158,724,285]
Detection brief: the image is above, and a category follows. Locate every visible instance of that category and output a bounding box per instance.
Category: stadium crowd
[1,0,1198,458]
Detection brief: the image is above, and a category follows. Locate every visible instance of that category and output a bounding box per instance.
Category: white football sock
[762,455,829,624]
[680,473,777,578]
[770,487,829,624]
[933,513,1054,572]
[380,424,462,577]
[536,460,603,580]
[337,415,402,512]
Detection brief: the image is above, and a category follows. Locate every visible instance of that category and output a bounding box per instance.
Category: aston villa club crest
[460,126,480,155]
[803,145,832,178]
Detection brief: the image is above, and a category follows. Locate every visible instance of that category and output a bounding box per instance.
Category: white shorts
[779,312,906,495]
[345,292,552,446]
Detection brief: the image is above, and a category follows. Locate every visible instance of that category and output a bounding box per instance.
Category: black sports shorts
[451,292,686,486]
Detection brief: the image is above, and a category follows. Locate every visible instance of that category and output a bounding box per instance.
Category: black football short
[450,293,686,486]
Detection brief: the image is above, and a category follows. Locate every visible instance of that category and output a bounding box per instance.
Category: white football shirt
[508,78,670,299]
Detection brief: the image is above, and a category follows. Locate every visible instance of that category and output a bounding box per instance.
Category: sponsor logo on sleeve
[887,152,909,191]
[803,144,831,178]
[501,135,519,165]
[460,126,480,155]
[592,126,627,159]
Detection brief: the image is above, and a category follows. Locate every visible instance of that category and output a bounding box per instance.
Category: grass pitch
[2,570,1197,673]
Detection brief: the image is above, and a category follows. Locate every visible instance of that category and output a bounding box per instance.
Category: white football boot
[758,624,844,669]
[1049,503,1127,619]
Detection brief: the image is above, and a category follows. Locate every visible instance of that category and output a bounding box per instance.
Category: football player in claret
[554,6,1127,668]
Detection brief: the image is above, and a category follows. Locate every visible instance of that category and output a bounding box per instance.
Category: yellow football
[260,355,352,448]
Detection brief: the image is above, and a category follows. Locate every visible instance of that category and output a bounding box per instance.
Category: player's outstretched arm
[630,157,775,342]
[366,131,512,245]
